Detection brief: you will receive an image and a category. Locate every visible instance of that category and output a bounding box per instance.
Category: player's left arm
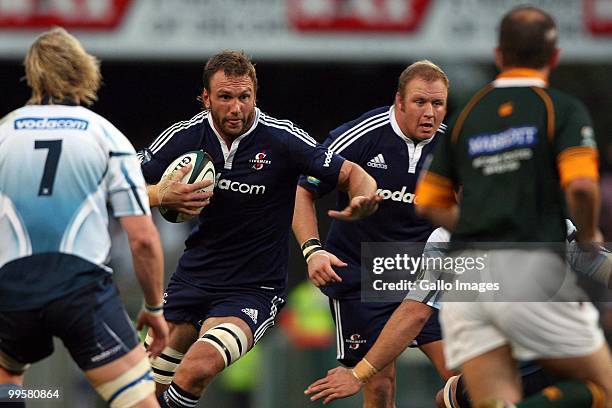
[555,100,601,243]
[332,160,382,221]
[415,131,459,230]
[305,300,434,404]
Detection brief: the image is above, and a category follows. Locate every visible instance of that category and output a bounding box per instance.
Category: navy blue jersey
[140,108,344,291]
[299,106,444,298]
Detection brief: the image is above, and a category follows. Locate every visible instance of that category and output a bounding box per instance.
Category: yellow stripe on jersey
[557,146,599,187]
[531,87,556,142]
[416,171,456,208]
[451,84,494,144]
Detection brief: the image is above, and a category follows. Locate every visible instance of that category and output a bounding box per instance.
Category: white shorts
[440,301,605,370]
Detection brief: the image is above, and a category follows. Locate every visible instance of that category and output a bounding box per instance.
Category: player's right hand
[307,250,345,287]
[156,164,213,216]
[136,311,169,358]
[304,366,363,404]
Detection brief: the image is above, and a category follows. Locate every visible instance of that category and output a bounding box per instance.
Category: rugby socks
[517,380,606,408]
[158,382,199,408]
[0,383,25,408]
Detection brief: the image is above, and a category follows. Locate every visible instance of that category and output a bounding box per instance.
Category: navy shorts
[0,276,139,371]
[163,275,286,344]
[330,298,441,367]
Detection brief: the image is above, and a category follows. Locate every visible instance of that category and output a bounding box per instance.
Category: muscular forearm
[337,161,377,199]
[131,233,164,306]
[363,301,433,370]
[565,178,600,241]
[293,186,320,244]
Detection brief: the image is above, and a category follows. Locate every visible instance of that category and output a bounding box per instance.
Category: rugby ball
[159,150,215,223]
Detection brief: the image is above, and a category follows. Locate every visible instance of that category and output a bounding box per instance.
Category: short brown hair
[202,50,257,93]
[397,60,449,98]
[498,6,557,69]
[25,27,101,106]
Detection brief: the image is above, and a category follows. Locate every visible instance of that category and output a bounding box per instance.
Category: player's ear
[202,88,211,110]
[494,47,503,70]
[394,92,402,110]
[549,48,560,69]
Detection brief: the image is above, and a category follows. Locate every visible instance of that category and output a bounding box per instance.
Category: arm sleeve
[297,121,367,198]
[286,127,345,193]
[415,130,457,208]
[101,123,151,217]
[555,100,599,187]
[139,121,203,184]
[404,228,451,308]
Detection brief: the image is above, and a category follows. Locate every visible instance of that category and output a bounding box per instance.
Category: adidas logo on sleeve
[367,153,388,169]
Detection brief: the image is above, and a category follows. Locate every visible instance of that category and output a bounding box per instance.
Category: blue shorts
[163,275,286,344]
[330,298,441,367]
[0,276,139,371]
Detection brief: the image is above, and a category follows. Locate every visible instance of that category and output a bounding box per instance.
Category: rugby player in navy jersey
[139,50,381,408]
[294,60,452,407]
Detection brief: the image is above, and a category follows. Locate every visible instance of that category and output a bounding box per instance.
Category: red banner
[584,0,612,34]
[288,0,432,32]
[0,0,132,30]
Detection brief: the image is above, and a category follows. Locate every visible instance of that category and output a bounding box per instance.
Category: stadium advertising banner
[0,0,611,61]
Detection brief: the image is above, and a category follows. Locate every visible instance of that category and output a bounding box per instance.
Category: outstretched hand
[328,193,382,221]
[304,366,363,404]
[156,164,214,216]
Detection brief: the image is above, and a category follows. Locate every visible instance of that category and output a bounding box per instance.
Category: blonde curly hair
[25,27,101,106]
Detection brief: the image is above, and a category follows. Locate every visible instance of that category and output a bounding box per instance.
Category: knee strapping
[95,357,154,408]
[197,323,248,367]
[443,375,461,408]
[145,333,185,385]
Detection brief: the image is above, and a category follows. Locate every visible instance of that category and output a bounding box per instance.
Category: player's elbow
[337,160,377,194]
[122,216,161,255]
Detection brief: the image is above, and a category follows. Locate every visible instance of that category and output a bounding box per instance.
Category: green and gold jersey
[416,69,599,242]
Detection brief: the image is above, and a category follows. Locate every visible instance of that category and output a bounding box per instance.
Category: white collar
[492,77,547,88]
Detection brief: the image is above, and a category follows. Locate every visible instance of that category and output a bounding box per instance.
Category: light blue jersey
[0,104,149,311]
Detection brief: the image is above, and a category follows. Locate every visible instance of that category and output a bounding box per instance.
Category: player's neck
[498,66,550,82]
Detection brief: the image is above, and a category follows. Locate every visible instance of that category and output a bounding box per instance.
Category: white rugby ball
[159,150,215,223]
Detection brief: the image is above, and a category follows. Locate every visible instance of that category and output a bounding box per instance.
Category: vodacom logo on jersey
[216,177,266,195]
[377,186,418,204]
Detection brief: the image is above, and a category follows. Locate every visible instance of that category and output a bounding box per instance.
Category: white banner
[0,0,611,61]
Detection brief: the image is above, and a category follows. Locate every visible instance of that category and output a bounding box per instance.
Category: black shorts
[329,298,441,367]
[0,276,139,371]
[163,275,286,344]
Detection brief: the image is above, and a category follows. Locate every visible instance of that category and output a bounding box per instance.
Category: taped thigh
[145,333,184,385]
[95,357,154,408]
[197,323,248,367]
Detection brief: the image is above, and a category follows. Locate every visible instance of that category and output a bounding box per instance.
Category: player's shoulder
[159,110,210,137]
[78,107,137,153]
[146,110,209,154]
[326,106,391,153]
[331,106,390,138]
[542,87,589,114]
[257,109,317,146]
[0,107,24,129]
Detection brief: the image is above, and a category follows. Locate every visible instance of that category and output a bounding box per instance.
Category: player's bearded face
[204,71,256,140]
[395,78,447,140]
